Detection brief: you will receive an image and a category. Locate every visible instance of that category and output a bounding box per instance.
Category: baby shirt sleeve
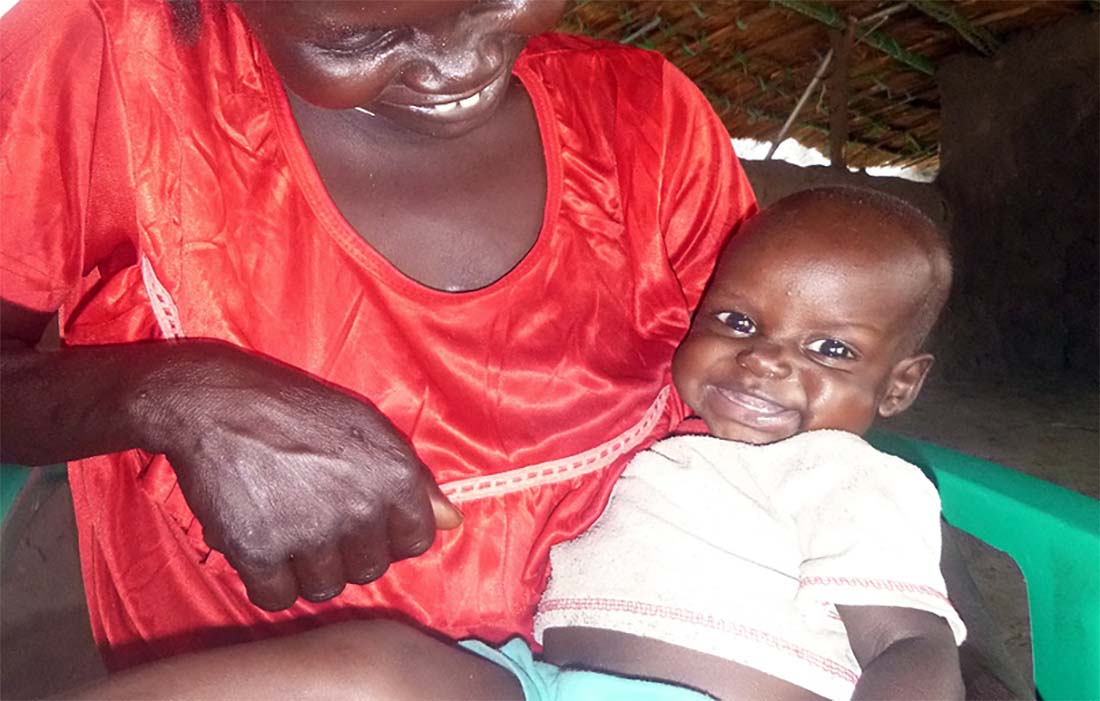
[786,435,967,644]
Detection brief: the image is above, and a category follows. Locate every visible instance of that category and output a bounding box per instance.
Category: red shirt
[0,0,755,668]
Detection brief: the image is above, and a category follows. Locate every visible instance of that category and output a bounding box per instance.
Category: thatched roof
[556,0,1095,175]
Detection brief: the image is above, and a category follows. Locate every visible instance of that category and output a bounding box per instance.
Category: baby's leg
[66,620,522,700]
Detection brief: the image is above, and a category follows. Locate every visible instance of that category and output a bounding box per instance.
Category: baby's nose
[736,342,792,380]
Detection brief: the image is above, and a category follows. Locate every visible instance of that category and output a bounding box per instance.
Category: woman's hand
[132,340,462,611]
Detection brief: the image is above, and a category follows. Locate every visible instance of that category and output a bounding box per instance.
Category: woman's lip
[705,386,801,428]
[407,90,484,114]
[375,70,510,122]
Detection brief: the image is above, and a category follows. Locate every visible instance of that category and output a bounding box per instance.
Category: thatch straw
[556,0,1090,174]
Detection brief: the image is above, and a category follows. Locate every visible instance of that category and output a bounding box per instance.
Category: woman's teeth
[424,91,482,114]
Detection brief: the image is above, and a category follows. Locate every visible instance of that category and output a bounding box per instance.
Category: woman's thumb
[428,484,463,529]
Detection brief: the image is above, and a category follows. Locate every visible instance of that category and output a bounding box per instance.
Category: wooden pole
[828,17,855,169]
[771,0,935,75]
[765,48,832,160]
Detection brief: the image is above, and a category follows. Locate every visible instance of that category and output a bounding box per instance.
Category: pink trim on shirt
[141,255,184,339]
[440,386,670,503]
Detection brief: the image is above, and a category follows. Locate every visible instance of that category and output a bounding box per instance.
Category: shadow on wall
[935,15,1098,382]
[741,15,1099,383]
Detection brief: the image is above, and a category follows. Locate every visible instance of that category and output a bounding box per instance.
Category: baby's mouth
[705,385,801,430]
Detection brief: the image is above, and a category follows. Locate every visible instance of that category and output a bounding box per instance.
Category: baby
[70,187,963,701]
[529,186,965,700]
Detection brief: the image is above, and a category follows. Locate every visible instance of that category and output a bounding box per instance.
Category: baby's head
[673,186,952,445]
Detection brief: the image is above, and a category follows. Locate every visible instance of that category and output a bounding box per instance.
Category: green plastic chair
[0,464,30,523]
[3,437,1099,699]
[868,431,1100,701]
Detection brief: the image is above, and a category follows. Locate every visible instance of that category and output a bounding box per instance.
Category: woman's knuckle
[403,536,433,557]
[347,562,389,585]
[300,582,346,603]
[229,539,282,571]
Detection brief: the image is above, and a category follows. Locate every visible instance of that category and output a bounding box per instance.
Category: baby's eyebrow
[813,321,884,335]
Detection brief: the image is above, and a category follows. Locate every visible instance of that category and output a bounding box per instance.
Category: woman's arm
[63,620,520,700]
[1,300,174,465]
[837,604,963,701]
[1,299,460,612]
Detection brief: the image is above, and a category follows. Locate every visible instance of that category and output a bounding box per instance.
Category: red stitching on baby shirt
[539,597,860,684]
[799,576,951,606]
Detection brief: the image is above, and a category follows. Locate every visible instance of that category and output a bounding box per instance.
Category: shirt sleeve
[657,60,757,311]
[0,0,135,313]
[787,440,967,644]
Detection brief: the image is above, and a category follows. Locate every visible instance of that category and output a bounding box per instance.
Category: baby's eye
[806,338,858,360]
[715,311,756,336]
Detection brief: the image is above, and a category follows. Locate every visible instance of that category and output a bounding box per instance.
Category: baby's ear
[877,354,934,418]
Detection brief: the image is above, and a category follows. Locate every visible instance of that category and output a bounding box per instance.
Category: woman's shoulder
[522,32,665,61]
[1,0,190,80]
[515,32,714,143]
[1,0,103,61]
[518,32,670,86]
[1,0,177,42]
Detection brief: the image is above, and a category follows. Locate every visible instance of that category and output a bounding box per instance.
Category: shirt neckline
[257,45,563,303]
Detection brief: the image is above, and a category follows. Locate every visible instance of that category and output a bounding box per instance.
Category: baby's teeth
[458,92,481,109]
[433,101,458,114]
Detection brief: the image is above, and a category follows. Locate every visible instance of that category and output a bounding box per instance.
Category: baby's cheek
[807,382,879,434]
[671,335,718,397]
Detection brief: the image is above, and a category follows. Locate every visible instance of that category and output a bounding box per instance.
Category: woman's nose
[401,20,505,94]
[736,343,792,379]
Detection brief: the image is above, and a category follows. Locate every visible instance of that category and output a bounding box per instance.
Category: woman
[0,0,753,669]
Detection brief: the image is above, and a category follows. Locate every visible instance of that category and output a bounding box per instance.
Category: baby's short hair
[751,186,953,351]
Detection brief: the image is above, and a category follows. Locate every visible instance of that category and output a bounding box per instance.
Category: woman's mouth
[376,69,511,127]
[408,89,484,115]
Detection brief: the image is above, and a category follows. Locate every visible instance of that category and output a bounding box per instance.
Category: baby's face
[236,0,565,137]
[673,215,930,445]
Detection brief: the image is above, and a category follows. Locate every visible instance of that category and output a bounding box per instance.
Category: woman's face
[237,0,565,137]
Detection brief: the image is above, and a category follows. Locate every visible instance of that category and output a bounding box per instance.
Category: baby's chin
[702,418,797,445]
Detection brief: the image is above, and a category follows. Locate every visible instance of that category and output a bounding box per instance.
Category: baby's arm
[63,620,520,700]
[838,604,963,700]
[543,627,825,700]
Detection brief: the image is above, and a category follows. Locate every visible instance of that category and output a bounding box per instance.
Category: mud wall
[935,15,1098,380]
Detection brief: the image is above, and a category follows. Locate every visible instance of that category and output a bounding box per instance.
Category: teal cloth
[0,466,31,524]
[459,638,714,701]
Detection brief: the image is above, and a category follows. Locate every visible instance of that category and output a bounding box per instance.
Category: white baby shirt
[534,430,966,700]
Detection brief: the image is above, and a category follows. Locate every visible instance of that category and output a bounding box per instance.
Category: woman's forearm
[0,339,176,465]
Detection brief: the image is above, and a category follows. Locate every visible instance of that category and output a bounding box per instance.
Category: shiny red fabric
[0,0,756,669]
